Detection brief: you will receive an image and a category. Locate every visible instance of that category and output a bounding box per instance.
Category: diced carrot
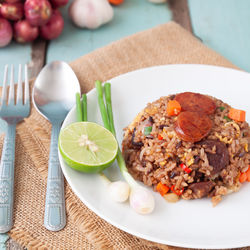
[239,172,247,183]
[109,0,123,5]
[167,100,181,116]
[228,108,246,122]
[246,166,250,182]
[156,182,169,196]
[158,134,163,140]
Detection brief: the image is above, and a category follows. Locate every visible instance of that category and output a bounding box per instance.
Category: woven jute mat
[2,21,248,249]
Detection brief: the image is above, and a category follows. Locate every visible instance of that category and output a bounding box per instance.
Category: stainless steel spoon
[32,61,80,231]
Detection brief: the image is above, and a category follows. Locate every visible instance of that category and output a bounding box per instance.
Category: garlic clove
[69,0,114,29]
[163,193,180,203]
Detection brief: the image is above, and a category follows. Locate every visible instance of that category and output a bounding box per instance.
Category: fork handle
[44,123,66,231]
[0,124,16,233]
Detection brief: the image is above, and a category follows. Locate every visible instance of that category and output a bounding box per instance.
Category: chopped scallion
[223,115,232,122]
[144,126,152,135]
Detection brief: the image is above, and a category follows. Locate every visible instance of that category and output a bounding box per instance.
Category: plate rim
[59,64,250,249]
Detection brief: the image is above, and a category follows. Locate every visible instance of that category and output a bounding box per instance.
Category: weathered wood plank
[168,0,193,32]
[29,39,47,79]
[7,238,23,250]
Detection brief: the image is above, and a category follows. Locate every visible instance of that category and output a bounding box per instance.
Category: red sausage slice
[174,111,212,142]
[175,92,216,115]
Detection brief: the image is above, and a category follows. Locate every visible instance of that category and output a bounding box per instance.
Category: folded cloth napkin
[3,21,238,249]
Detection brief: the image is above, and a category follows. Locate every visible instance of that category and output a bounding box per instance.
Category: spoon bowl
[33,61,80,122]
[32,61,80,231]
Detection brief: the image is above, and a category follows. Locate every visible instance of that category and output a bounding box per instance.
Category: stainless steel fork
[0,64,30,233]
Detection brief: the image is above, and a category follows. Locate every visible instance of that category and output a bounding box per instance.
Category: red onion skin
[14,19,39,43]
[50,0,69,8]
[40,10,64,40]
[0,18,13,47]
[0,3,24,21]
[24,0,52,27]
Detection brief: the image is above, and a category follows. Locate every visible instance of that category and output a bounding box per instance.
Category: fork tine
[24,64,29,105]
[16,64,23,105]
[8,64,15,105]
[1,65,8,107]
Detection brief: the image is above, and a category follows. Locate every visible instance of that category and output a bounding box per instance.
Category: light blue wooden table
[189,0,250,72]
[0,0,250,248]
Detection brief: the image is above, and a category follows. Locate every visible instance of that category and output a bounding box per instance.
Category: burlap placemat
[2,21,247,249]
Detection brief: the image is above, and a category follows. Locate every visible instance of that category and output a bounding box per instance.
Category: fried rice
[122,93,250,206]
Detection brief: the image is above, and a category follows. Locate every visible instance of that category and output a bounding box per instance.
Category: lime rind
[59,122,118,173]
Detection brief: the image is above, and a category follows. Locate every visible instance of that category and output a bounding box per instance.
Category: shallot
[0,18,13,47]
[24,0,52,26]
[69,0,114,29]
[0,3,24,21]
[40,10,64,40]
[4,0,22,3]
[14,19,39,43]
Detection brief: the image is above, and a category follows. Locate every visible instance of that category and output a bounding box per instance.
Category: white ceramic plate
[59,64,250,249]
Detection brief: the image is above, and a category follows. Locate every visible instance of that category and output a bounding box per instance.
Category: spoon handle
[44,123,66,231]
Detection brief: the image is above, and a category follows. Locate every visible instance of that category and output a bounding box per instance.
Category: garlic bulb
[69,0,114,29]
[148,0,167,4]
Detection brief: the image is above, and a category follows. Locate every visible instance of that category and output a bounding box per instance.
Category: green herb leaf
[223,116,232,122]
[219,106,225,111]
[144,126,152,135]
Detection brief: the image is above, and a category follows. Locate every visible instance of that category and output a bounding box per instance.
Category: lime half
[59,122,118,173]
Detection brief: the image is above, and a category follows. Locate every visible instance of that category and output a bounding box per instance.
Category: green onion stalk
[82,94,88,122]
[76,93,83,122]
[95,81,155,214]
[75,91,130,203]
